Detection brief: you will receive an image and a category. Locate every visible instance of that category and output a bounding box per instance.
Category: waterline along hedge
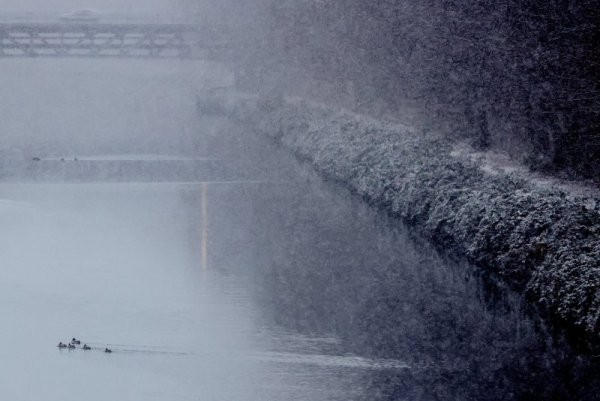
[200,93,600,346]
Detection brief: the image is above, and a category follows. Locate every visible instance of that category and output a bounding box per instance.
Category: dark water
[204,118,600,401]
[2,113,598,400]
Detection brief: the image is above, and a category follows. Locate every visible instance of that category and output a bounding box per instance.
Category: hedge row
[200,93,600,344]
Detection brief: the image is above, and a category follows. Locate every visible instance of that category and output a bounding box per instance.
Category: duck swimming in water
[57,342,67,348]
[104,348,112,353]
[71,338,81,345]
[83,344,91,350]
[67,344,76,349]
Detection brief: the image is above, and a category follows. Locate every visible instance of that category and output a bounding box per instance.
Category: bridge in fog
[0,13,228,58]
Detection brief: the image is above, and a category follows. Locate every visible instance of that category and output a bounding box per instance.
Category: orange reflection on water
[200,182,208,270]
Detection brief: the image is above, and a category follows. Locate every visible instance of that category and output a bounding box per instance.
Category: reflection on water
[0,182,392,401]
[0,133,599,401]
[201,181,208,271]
[240,171,600,401]
[205,121,600,401]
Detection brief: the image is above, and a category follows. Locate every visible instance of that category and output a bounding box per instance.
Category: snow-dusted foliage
[200,93,600,341]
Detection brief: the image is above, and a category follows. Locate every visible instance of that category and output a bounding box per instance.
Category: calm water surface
[0,59,597,401]
[2,158,598,400]
[0,180,387,400]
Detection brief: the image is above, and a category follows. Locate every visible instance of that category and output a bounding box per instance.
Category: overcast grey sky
[0,1,260,27]
[0,0,183,14]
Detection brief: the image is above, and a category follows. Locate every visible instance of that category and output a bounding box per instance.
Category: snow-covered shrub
[203,93,600,342]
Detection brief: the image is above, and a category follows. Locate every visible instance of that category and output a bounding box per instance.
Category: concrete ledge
[199,93,600,344]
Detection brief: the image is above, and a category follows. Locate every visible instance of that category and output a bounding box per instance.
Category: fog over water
[0,14,598,400]
[0,58,408,400]
[0,59,220,158]
[0,0,178,13]
[0,181,383,400]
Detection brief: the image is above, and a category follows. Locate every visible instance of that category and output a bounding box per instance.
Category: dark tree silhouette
[238,0,600,180]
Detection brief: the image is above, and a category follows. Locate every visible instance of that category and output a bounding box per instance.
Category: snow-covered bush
[203,93,600,342]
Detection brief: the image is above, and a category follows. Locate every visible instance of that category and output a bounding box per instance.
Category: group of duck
[57,338,112,353]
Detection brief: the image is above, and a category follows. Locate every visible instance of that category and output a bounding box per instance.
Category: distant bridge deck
[0,18,229,58]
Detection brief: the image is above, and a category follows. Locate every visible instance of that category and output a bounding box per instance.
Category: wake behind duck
[57,338,111,353]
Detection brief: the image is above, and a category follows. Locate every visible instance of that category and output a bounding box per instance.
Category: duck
[71,338,81,345]
[57,342,67,348]
[104,348,112,353]
[82,344,91,350]
[67,343,76,349]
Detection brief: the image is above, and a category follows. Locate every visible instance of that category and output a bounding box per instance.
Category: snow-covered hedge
[199,93,600,342]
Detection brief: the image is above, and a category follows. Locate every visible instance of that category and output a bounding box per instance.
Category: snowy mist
[1,2,599,401]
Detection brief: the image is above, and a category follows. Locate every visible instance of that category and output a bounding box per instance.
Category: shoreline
[199,92,600,347]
